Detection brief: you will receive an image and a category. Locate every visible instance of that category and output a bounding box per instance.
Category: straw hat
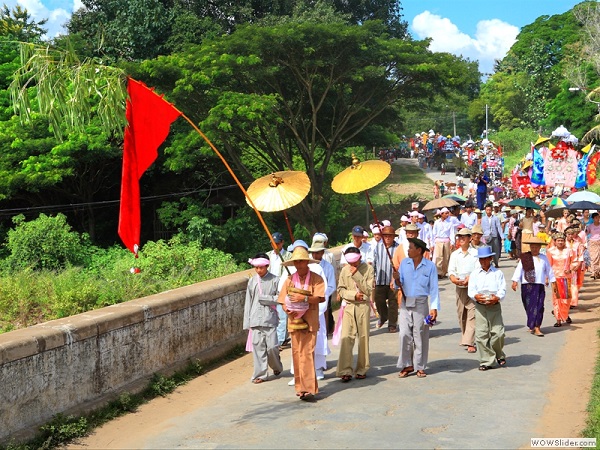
[522,235,548,246]
[282,247,319,266]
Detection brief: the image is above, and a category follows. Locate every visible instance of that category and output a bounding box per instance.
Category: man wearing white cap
[396,215,409,245]
[432,207,455,278]
[468,246,507,371]
[448,228,479,353]
[418,213,433,254]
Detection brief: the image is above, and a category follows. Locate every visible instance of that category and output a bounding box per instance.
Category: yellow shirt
[536,231,550,244]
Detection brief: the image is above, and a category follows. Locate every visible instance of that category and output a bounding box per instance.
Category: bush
[4,214,91,271]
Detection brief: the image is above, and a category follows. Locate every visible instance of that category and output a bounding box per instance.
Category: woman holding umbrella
[587,213,600,279]
[546,233,576,327]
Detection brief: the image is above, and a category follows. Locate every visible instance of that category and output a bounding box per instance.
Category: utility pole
[485,104,489,140]
[453,111,456,137]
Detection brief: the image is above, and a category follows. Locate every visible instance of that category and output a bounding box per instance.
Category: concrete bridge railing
[0,248,342,443]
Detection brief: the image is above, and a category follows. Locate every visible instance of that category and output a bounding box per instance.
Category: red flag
[118,78,181,255]
[587,151,600,186]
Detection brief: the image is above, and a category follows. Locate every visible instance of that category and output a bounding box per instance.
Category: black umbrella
[567,200,600,210]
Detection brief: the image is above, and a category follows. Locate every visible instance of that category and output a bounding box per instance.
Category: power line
[0,183,243,217]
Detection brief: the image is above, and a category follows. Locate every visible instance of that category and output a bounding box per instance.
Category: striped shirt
[372,241,398,285]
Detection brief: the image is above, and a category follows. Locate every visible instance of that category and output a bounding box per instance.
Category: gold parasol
[422,197,460,211]
[246,171,311,241]
[331,155,391,194]
[246,171,310,212]
[331,155,402,295]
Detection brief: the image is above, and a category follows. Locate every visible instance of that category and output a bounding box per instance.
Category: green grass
[582,328,600,440]
[2,345,246,450]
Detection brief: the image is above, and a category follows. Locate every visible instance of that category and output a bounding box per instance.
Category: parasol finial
[351,154,361,169]
[269,174,284,188]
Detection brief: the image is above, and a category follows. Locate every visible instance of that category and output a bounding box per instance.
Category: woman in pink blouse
[546,232,576,327]
[587,213,600,279]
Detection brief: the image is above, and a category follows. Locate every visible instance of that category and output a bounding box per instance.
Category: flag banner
[587,151,600,186]
[575,152,591,189]
[530,146,545,186]
[118,78,182,255]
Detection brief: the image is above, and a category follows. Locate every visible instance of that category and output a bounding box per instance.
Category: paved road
[76,161,590,449]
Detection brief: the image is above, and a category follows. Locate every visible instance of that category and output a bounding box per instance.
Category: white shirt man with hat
[467,246,507,371]
[448,228,479,352]
[432,207,455,278]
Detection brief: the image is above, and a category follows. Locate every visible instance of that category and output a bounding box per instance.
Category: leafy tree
[66,0,173,61]
[491,6,585,129]
[0,4,47,42]
[161,20,440,231]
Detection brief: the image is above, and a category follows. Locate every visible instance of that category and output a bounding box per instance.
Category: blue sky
[4,0,593,74]
[401,0,591,74]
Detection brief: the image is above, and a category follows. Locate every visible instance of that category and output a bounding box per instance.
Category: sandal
[340,375,352,382]
[554,321,562,327]
[388,326,398,333]
[467,345,476,353]
[299,392,315,401]
[355,374,366,380]
[398,366,414,378]
[416,370,427,378]
[273,371,281,376]
[479,365,492,371]
[253,378,265,384]
[497,358,506,367]
[566,317,572,324]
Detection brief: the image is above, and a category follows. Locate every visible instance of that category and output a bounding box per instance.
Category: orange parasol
[246,171,311,241]
[331,155,401,294]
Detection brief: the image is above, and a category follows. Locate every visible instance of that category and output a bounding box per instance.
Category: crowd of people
[242,192,599,400]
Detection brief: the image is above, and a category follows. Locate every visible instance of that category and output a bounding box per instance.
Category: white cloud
[412,11,518,75]
[0,0,77,38]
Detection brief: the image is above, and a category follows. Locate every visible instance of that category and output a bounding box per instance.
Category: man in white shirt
[468,246,507,371]
[340,225,373,266]
[432,207,455,278]
[418,213,433,253]
[460,203,477,229]
[448,228,479,353]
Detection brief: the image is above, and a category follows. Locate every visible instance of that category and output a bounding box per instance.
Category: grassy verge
[582,328,600,440]
[2,345,246,450]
